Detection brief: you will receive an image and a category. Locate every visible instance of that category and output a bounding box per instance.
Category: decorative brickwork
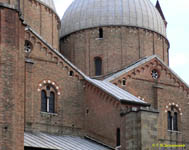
[60,27,169,77]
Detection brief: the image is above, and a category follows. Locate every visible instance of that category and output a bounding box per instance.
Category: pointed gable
[104,55,189,95]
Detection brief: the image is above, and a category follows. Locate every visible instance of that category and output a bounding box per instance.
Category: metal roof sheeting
[85,77,148,105]
[61,0,166,38]
[24,132,111,150]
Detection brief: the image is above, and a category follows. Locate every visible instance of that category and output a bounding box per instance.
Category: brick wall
[60,27,169,77]
[84,82,121,147]
[0,7,25,150]
[24,30,85,136]
[110,58,189,148]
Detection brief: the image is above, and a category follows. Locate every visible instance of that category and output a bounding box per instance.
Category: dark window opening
[173,112,178,131]
[69,71,74,76]
[86,109,89,114]
[99,28,103,38]
[95,57,102,76]
[24,40,32,53]
[116,128,121,146]
[122,79,126,86]
[49,92,55,113]
[41,90,47,112]
[168,111,172,130]
[46,85,51,90]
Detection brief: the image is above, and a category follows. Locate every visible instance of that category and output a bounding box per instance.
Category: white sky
[54,0,189,84]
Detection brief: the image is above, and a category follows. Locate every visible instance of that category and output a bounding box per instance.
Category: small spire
[155,0,166,21]
[156,0,167,27]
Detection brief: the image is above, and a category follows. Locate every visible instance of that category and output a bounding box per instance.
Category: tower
[0,3,25,150]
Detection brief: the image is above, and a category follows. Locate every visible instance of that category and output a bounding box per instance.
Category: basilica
[0,0,188,150]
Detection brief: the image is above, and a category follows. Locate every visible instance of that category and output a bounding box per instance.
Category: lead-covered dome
[38,0,56,12]
[61,0,166,38]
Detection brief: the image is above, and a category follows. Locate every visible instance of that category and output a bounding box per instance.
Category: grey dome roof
[60,0,166,38]
[38,0,56,12]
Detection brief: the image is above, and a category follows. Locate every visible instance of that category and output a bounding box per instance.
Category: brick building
[0,0,188,150]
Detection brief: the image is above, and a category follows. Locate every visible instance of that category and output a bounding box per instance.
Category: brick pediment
[104,56,189,97]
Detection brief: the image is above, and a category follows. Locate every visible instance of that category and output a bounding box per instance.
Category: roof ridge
[104,55,156,81]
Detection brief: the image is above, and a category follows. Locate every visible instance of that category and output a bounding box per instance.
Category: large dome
[38,0,56,12]
[60,0,166,38]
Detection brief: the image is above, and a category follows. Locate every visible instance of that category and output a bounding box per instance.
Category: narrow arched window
[168,111,172,130]
[41,90,47,112]
[49,92,55,113]
[99,28,103,38]
[122,78,126,86]
[173,112,178,131]
[94,57,102,76]
[167,106,179,131]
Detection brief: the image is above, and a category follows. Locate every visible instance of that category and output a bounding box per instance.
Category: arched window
[49,92,55,113]
[99,28,103,38]
[122,78,126,86]
[41,90,47,112]
[167,106,179,131]
[173,112,178,131]
[41,85,56,113]
[167,111,172,130]
[94,57,102,76]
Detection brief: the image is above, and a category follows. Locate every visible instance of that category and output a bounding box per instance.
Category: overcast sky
[54,0,189,84]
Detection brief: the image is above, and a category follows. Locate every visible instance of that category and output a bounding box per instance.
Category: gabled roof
[104,55,189,88]
[24,132,111,150]
[26,26,148,106]
[85,77,149,106]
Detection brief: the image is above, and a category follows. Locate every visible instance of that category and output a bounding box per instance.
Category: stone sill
[95,38,103,40]
[167,130,182,134]
[40,112,58,116]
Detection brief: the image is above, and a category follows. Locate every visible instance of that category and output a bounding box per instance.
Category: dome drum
[60,26,169,76]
